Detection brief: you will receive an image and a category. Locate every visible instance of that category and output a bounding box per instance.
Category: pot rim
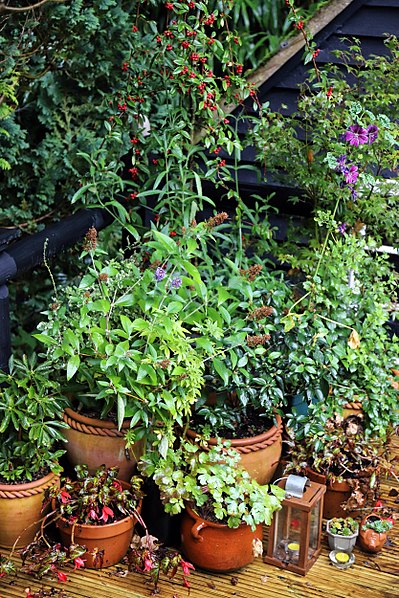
[184,502,259,531]
[186,413,282,448]
[64,407,131,430]
[0,470,59,494]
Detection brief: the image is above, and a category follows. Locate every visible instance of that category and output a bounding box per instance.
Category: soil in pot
[0,471,59,549]
[62,407,144,482]
[180,503,262,572]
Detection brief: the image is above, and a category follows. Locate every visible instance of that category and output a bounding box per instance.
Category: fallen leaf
[388,488,399,496]
[231,576,239,586]
[207,582,216,589]
[260,575,269,584]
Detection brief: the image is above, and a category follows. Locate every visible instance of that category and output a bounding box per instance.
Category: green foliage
[0,354,68,482]
[139,439,285,530]
[46,464,143,525]
[361,517,393,533]
[328,517,359,536]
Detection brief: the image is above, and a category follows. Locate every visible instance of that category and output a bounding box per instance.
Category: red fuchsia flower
[312,48,320,58]
[326,85,333,97]
[366,124,379,143]
[294,20,304,30]
[101,505,114,523]
[165,2,174,9]
[60,490,71,504]
[344,124,368,146]
[74,557,86,570]
[57,571,68,583]
[132,25,138,32]
[374,500,384,510]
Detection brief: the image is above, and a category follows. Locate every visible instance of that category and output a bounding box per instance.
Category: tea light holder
[264,475,326,576]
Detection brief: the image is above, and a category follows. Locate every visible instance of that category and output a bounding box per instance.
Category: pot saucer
[329,549,355,569]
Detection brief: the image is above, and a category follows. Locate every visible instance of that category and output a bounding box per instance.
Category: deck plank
[1,443,398,598]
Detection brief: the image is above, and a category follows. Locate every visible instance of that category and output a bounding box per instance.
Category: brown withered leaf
[207,582,216,589]
[388,488,399,496]
[348,329,361,349]
[231,576,239,586]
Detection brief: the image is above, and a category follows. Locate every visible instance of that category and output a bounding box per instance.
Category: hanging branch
[0,0,65,14]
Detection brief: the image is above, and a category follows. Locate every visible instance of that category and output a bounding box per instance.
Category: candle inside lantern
[287,542,300,551]
[287,542,300,560]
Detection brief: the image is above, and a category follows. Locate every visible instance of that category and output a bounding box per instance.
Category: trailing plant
[285,409,395,512]
[139,439,285,530]
[126,534,194,591]
[45,464,144,527]
[0,354,68,483]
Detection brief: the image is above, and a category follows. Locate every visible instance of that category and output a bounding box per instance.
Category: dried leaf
[207,582,216,589]
[388,488,399,496]
[252,537,263,557]
[231,576,239,586]
[348,329,361,349]
[260,575,269,584]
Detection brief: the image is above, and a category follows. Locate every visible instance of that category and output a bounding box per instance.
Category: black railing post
[0,284,11,372]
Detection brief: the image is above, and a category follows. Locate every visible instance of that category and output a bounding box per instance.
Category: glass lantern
[264,475,326,576]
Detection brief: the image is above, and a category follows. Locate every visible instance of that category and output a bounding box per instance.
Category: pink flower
[344,164,359,184]
[100,505,114,523]
[74,557,86,570]
[57,571,68,583]
[60,491,71,504]
[89,509,98,521]
[180,559,195,576]
[143,557,154,571]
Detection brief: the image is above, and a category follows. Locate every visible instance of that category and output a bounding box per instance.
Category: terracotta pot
[181,504,262,572]
[358,514,388,553]
[63,407,144,482]
[306,468,374,519]
[0,471,59,549]
[54,482,140,569]
[187,414,283,485]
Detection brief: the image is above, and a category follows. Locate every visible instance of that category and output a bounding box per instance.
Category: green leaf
[67,354,80,380]
[212,357,229,386]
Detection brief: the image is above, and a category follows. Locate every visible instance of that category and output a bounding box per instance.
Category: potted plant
[139,439,285,572]
[35,224,220,478]
[45,464,144,568]
[187,260,292,484]
[0,354,67,548]
[284,407,393,519]
[326,517,359,553]
[358,513,394,553]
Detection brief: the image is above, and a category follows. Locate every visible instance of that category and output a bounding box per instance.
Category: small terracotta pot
[54,482,140,569]
[359,515,388,553]
[187,414,283,485]
[181,504,262,572]
[0,471,59,549]
[63,407,144,482]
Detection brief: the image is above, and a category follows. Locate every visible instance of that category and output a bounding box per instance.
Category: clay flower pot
[180,503,263,572]
[63,407,144,482]
[359,514,390,553]
[0,471,59,549]
[54,481,141,569]
[186,414,283,485]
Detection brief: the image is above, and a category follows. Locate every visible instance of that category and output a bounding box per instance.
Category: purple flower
[366,124,378,144]
[344,124,368,146]
[337,222,347,234]
[344,164,359,184]
[350,186,358,200]
[154,267,166,281]
[171,276,182,289]
[336,154,347,172]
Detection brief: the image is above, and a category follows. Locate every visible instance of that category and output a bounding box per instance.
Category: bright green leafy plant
[0,354,68,483]
[139,439,285,530]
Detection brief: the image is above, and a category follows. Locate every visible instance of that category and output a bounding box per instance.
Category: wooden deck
[2,439,398,598]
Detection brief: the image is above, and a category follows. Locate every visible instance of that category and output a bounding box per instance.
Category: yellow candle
[335,552,349,563]
[288,542,300,551]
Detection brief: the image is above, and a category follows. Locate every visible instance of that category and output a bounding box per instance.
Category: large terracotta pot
[181,504,262,572]
[358,514,388,553]
[54,482,140,569]
[186,414,283,485]
[0,471,59,549]
[63,407,144,482]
